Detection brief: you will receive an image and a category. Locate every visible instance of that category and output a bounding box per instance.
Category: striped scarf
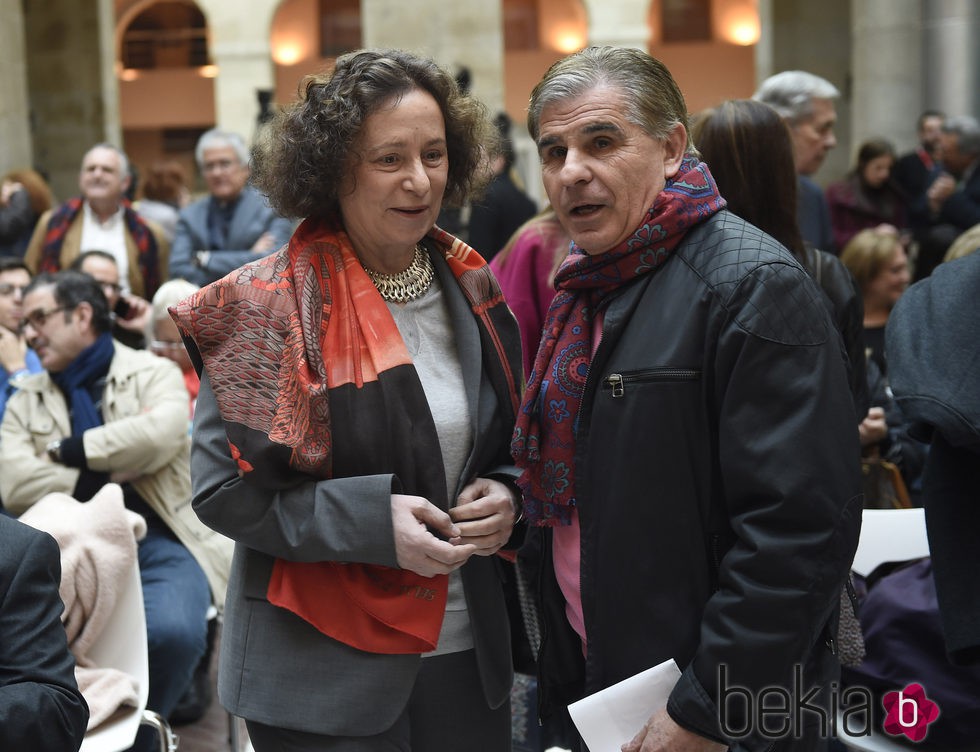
[39,197,162,297]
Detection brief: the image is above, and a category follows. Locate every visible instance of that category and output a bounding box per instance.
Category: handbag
[861,457,911,509]
[837,575,866,668]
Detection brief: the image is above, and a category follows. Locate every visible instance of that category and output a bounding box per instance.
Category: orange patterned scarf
[172,216,520,653]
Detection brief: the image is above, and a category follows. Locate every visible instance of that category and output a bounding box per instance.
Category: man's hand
[250,232,278,254]
[115,294,152,334]
[391,493,476,577]
[926,173,955,215]
[448,477,518,556]
[1,180,23,205]
[0,326,27,374]
[622,709,727,752]
[858,406,888,448]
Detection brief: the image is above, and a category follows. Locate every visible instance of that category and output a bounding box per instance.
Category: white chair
[849,507,930,578]
[836,507,929,751]
[80,559,178,752]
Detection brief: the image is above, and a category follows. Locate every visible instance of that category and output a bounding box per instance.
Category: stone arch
[115,0,211,67]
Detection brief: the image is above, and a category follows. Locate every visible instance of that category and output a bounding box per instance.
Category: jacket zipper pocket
[604,367,701,398]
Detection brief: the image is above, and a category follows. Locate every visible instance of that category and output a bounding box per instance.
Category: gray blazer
[169,185,294,286]
[189,253,517,735]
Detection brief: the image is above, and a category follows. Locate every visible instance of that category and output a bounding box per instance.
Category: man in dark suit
[467,114,538,262]
[893,110,945,233]
[168,129,293,286]
[0,513,89,751]
[755,70,841,254]
[916,115,980,280]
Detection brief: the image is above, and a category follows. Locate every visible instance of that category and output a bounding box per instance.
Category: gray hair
[942,115,980,156]
[83,143,130,182]
[753,71,840,124]
[527,46,694,153]
[195,129,249,168]
[151,278,200,325]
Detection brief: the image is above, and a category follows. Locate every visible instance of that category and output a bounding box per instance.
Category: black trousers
[246,649,510,751]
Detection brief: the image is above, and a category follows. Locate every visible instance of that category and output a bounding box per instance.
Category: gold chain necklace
[363,244,435,303]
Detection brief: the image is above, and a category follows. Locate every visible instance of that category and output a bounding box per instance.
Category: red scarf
[511,157,725,526]
[172,216,521,653]
[39,197,162,298]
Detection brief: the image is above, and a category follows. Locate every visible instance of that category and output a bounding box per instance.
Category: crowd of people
[1,44,977,752]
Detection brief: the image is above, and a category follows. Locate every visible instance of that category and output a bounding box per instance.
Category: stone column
[923,0,980,119]
[362,0,505,114]
[0,0,32,174]
[764,0,851,185]
[851,0,922,153]
[201,0,278,145]
[584,0,650,50]
[22,0,120,199]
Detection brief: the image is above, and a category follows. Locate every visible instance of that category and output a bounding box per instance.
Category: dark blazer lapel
[225,187,258,249]
[428,246,488,489]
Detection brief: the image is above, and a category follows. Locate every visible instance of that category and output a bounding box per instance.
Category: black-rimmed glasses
[19,306,73,333]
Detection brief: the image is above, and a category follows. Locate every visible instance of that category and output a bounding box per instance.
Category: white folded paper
[567,658,682,752]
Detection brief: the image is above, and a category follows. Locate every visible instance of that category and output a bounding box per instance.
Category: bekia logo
[882,683,940,742]
[717,667,942,743]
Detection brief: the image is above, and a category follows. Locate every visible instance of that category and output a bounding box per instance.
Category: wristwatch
[46,439,63,463]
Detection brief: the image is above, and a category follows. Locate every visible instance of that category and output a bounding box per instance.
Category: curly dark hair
[252,49,498,221]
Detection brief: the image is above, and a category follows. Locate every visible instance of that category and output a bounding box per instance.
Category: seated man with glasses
[0,258,41,428]
[70,250,151,349]
[0,270,231,752]
[168,129,294,286]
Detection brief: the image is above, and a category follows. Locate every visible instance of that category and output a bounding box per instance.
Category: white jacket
[0,340,231,607]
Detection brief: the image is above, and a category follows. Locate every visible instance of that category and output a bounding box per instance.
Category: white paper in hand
[567,658,682,752]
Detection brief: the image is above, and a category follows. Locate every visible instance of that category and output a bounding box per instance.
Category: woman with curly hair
[171,49,524,751]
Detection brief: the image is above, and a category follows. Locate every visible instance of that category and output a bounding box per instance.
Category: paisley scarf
[511,157,725,526]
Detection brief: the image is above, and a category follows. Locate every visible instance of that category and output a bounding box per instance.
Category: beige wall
[654,42,756,114]
[119,69,216,128]
[0,0,32,177]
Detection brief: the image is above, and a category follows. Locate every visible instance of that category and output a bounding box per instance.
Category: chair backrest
[851,507,930,577]
[840,508,931,751]
[80,560,148,752]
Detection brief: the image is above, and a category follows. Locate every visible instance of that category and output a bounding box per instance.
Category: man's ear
[663,123,688,179]
[74,301,95,331]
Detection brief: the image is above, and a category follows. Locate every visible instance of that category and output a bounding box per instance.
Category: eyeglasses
[0,283,27,297]
[96,280,123,295]
[150,340,186,353]
[203,159,238,173]
[19,305,73,333]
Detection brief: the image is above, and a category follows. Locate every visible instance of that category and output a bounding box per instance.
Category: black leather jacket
[528,211,862,750]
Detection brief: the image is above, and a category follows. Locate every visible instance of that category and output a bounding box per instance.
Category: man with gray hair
[754,70,840,253]
[915,115,980,280]
[168,129,293,285]
[24,143,169,298]
[516,47,860,751]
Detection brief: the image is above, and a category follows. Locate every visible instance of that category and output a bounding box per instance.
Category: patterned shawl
[39,197,162,297]
[511,157,725,526]
[171,216,521,654]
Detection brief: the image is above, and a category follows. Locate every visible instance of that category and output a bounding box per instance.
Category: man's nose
[559,150,591,184]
